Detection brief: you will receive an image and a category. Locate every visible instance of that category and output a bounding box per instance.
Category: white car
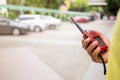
[0,17,29,35]
[39,15,61,29]
[15,14,49,32]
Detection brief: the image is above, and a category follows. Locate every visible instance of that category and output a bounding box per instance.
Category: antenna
[71,17,85,34]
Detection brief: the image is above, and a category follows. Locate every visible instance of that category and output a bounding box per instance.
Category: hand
[82,31,110,63]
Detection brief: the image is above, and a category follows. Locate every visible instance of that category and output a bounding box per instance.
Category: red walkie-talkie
[71,17,108,53]
[71,17,107,75]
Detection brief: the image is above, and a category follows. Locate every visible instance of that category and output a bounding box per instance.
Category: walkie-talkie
[71,17,108,75]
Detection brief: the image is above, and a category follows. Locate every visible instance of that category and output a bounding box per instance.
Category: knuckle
[83,44,87,49]
[87,49,91,55]
[92,57,97,62]
[86,48,90,53]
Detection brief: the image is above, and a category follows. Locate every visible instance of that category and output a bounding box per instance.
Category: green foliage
[88,7,99,12]
[6,0,64,19]
[6,0,90,20]
[69,0,88,12]
[8,10,20,19]
[106,0,120,15]
[7,0,64,9]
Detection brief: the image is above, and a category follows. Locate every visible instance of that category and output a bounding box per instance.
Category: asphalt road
[0,20,115,80]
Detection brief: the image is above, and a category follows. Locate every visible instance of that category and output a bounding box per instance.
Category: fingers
[81,30,110,63]
[82,38,101,62]
[87,41,98,55]
[82,38,91,49]
[92,47,101,62]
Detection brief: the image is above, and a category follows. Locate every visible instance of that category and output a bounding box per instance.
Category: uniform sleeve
[106,10,120,80]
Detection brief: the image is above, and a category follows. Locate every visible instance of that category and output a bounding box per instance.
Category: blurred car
[0,17,29,35]
[71,16,90,23]
[89,15,95,21]
[15,14,49,32]
[39,15,61,29]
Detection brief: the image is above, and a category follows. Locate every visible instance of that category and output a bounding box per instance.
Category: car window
[0,19,6,22]
[40,16,46,19]
[19,17,35,21]
[0,20,8,25]
[0,18,6,22]
[40,16,54,20]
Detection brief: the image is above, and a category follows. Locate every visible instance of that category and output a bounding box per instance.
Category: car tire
[12,28,21,36]
[34,26,42,32]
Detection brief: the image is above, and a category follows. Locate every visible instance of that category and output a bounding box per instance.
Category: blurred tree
[45,0,64,9]
[106,0,120,15]
[69,0,88,12]
[7,0,64,9]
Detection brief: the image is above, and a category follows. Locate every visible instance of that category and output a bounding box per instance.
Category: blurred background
[1,0,119,20]
[0,0,119,80]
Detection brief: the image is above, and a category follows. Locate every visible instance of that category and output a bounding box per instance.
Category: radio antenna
[71,17,85,34]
